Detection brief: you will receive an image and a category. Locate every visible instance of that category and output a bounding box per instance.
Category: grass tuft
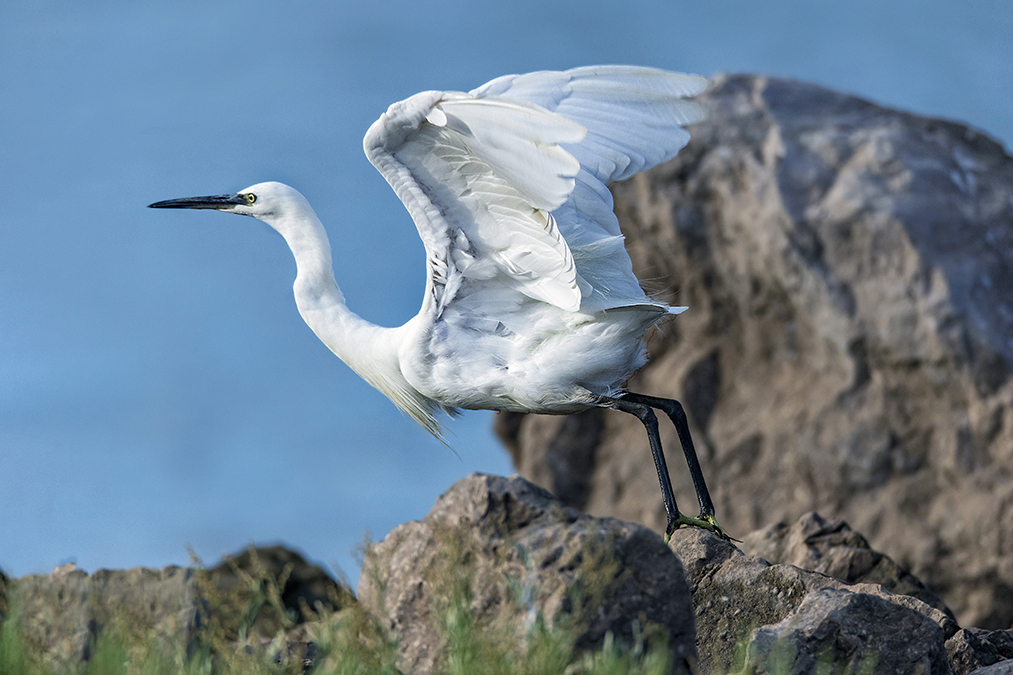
[0,540,684,675]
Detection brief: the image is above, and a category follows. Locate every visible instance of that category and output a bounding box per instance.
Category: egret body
[150,66,728,540]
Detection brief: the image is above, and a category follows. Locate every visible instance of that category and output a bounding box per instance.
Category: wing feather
[364,66,705,320]
[471,66,706,310]
[437,97,585,210]
[365,91,587,312]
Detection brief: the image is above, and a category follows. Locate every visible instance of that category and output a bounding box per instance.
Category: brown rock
[669,528,955,675]
[12,565,199,672]
[748,589,950,675]
[742,511,955,620]
[498,73,1013,628]
[208,544,351,640]
[5,546,343,673]
[357,473,696,675]
[948,628,1013,675]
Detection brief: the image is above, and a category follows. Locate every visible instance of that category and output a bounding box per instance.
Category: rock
[0,566,8,617]
[747,589,949,675]
[741,511,955,620]
[969,660,1013,675]
[669,528,955,675]
[12,564,199,673]
[948,628,1013,675]
[497,73,1013,628]
[47,561,78,580]
[208,544,351,640]
[357,473,696,675]
[5,546,343,673]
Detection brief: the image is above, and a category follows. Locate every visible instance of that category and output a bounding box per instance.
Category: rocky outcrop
[11,565,200,672]
[741,511,955,620]
[670,528,955,674]
[359,473,1013,674]
[357,473,697,675]
[3,547,346,673]
[4,475,1013,673]
[208,545,352,640]
[497,73,1013,628]
[947,627,1013,675]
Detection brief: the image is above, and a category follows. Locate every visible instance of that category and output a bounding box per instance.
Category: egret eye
[244,193,257,205]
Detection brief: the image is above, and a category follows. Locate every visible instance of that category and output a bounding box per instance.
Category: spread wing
[363,66,707,320]
[472,66,707,310]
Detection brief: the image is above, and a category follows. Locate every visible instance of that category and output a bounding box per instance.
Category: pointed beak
[148,193,247,210]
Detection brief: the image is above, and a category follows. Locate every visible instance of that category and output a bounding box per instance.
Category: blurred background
[2,0,1011,581]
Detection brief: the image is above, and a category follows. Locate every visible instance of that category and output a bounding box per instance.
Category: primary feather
[354,66,706,433]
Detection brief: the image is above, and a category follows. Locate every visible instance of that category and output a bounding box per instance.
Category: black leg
[607,397,682,535]
[603,395,731,541]
[621,392,716,520]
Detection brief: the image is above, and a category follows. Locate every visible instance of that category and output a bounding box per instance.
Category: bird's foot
[663,513,738,543]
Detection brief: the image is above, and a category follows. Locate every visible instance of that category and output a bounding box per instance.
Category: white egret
[150,65,729,541]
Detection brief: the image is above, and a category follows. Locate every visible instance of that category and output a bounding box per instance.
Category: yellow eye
[244,193,257,205]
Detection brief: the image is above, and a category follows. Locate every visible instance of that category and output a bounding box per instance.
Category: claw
[664,513,739,543]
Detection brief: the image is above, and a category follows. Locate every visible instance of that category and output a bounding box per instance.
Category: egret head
[148,181,312,226]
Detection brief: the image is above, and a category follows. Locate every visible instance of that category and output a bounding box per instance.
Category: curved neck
[267,206,387,369]
[286,214,344,307]
[259,194,441,437]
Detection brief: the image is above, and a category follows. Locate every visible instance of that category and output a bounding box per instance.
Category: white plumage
[150,65,730,541]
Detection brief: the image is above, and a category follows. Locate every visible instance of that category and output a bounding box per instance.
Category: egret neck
[261,191,385,369]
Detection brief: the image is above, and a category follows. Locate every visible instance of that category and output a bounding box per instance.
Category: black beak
[148,193,247,209]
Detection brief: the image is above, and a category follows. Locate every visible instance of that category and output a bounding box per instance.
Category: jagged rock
[741,511,955,620]
[669,528,955,675]
[497,73,1013,628]
[748,589,949,675]
[357,473,696,675]
[948,627,1013,675]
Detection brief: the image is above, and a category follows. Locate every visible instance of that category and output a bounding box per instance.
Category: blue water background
[1,1,1010,579]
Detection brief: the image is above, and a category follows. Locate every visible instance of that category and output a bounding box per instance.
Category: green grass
[0,546,681,675]
[0,547,888,675]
